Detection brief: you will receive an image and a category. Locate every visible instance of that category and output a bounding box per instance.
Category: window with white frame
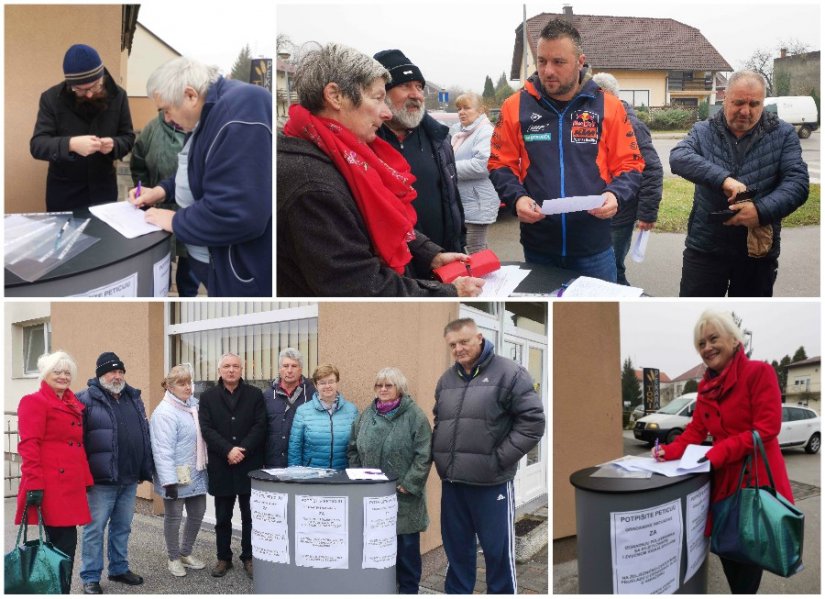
[618,90,650,107]
[168,303,318,394]
[22,322,50,376]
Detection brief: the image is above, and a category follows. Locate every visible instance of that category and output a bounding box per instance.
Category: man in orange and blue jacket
[489,19,645,282]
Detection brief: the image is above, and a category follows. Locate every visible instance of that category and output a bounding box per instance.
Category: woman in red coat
[15,350,94,587]
[654,309,794,593]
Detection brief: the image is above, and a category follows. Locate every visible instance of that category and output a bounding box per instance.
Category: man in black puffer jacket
[670,70,809,296]
[433,318,545,594]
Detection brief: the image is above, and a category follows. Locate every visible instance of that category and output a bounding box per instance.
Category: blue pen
[654,438,660,461]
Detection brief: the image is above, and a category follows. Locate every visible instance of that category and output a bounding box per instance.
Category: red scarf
[284,104,418,274]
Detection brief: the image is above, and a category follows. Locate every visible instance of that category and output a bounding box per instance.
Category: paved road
[487,212,819,297]
[651,130,820,183]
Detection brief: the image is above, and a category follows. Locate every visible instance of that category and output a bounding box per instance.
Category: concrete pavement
[4,496,548,594]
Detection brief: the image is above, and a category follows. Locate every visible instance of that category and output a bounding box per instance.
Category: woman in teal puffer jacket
[347,367,432,594]
[288,364,358,470]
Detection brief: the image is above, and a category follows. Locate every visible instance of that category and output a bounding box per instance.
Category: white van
[763,96,819,139]
[632,392,698,445]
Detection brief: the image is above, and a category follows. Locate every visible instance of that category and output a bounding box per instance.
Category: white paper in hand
[540,195,603,215]
[631,229,650,263]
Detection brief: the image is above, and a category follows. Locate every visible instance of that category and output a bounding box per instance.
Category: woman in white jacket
[149,364,209,577]
[450,93,500,253]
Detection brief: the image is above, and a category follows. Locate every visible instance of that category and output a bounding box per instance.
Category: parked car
[779,405,820,454]
[633,393,698,445]
[628,403,645,425]
[763,96,819,139]
[429,110,460,128]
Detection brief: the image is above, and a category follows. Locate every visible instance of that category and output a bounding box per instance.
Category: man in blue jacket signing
[129,57,272,297]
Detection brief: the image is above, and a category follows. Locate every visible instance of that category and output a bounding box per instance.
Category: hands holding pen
[652,438,665,462]
[128,181,175,232]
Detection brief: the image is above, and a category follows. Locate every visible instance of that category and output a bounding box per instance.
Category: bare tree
[740,39,812,96]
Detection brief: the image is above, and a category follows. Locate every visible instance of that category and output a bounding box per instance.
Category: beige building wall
[128,23,182,132]
[5,302,52,413]
[553,302,621,539]
[593,69,667,106]
[318,302,460,554]
[51,302,166,499]
[5,5,124,214]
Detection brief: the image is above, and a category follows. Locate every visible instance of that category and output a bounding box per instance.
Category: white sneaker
[168,559,186,577]
[179,554,206,570]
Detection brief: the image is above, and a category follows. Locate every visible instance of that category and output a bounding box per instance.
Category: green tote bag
[4,505,72,594]
[710,430,804,577]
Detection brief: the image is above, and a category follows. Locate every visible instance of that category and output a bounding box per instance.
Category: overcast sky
[620,302,821,379]
[278,0,820,92]
[138,2,275,74]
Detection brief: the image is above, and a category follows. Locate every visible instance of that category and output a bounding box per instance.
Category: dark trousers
[45,525,77,593]
[186,257,210,295]
[441,480,517,594]
[679,247,778,297]
[720,557,764,594]
[214,494,252,561]
[610,222,635,286]
[396,533,422,594]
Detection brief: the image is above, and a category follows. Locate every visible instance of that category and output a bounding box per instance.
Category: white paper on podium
[540,195,603,215]
[479,265,531,297]
[561,276,644,298]
[631,229,650,263]
[89,201,162,239]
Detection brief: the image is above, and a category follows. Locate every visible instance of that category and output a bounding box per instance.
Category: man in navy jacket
[670,70,809,296]
[129,57,272,297]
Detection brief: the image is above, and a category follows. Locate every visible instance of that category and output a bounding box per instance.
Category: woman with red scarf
[15,351,94,590]
[654,309,794,593]
[278,43,485,296]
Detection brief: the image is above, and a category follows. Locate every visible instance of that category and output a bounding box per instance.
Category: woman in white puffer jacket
[449,92,501,253]
[150,364,209,577]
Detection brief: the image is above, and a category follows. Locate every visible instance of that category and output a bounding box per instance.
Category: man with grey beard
[77,352,152,594]
[374,49,465,255]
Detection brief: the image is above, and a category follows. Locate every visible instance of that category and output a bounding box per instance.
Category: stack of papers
[607,445,711,477]
[479,265,530,297]
[89,201,162,239]
[345,468,388,481]
[561,276,644,298]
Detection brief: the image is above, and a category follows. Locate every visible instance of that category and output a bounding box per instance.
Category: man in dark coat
[77,352,152,594]
[263,348,316,468]
[670,70,809,296]
[433,318,545,594]
[198,353,266,580]
[30,44,134,212]
[374,49,465,256]
[592,72,664,286]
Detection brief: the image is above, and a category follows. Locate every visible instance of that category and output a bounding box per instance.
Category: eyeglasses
[374,383,395,390]
[70,79,104,96]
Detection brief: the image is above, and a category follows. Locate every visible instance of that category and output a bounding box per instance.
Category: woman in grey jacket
[149,364,209,577]
[450,93,500,253]
[348,367,432,594]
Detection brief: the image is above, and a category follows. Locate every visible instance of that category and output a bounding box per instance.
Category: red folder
[433,249,501,283]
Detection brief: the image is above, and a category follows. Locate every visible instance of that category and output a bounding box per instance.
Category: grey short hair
[374,367,409,397]
[37,351,77,382]
[293,42,389,113]
[693,310,745,351]
[146,57,221,107]
[727,70,767,95]
[592,72,620,96]
[218,352,243,369]
[279,348,303,368]
[443,317,478,336]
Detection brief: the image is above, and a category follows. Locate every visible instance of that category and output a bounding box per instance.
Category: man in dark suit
[198,353,266,580]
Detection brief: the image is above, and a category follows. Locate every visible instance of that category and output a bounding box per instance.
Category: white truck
[763,96,819,139]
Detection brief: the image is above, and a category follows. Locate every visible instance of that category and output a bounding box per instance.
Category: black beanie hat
[63,44,104,86]
[96,352,125,378]
[373,49,425,91]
